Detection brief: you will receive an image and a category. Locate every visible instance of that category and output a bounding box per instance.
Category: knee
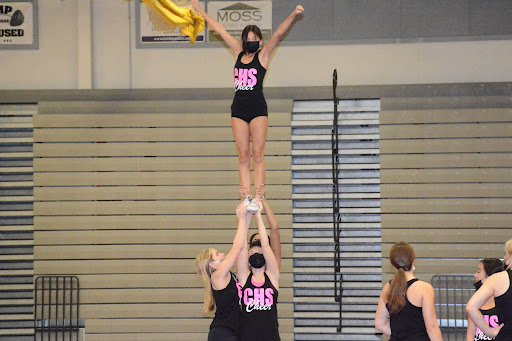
[238,151,251,164]
[252,150,264,164]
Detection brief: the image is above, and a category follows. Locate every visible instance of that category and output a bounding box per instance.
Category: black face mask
[249,253,266,268]
[474,280,483,290]
[250,239,261,248]
[244,41,259,54]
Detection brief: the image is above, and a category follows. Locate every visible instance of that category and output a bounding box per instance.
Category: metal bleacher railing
[331,69,343,332]
[431,274,475,341]
[34,276,80,341]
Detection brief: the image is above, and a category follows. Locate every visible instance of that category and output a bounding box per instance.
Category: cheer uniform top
[474,306,498,341]
[210,272,240,334]
[231,51,268,123]
[239,272,279,341]
[387,279,430,341]
[495,269,512,341]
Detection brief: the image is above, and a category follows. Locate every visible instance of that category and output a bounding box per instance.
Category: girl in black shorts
[191,0,304,208]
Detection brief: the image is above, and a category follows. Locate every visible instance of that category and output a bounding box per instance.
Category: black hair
[249,232,270,247]
[241,25,263,54]
[482,258,504,277]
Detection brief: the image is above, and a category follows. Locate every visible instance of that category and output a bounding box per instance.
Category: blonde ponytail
[195,248,215,313]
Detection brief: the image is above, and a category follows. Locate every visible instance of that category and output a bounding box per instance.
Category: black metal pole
[332,69,343,332]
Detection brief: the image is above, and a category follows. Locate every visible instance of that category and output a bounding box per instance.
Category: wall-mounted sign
[207,1,272,42]
[139,1,205,45]
[0,0,38,49]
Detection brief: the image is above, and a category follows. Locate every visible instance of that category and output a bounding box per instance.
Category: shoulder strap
[407,278,419,288]
[254,50,264,68]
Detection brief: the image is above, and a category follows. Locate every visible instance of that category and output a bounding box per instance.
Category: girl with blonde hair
[467,239,512,341]
[375,241,442,341]
[195,204,251,341]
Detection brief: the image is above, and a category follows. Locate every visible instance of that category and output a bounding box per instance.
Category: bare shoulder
[486,270,509,289]
[408,280,434,301]
[417,280,433,289]
[490,270,508,281]
[413,280,434,292]
[380,281,391,298]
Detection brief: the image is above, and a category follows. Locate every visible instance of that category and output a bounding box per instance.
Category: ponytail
[387,241,415,314]
[387,268,407,314]
[195,248,215,313]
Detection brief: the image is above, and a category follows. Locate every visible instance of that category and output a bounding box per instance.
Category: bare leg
[231,117,251,200]
[249,116,268,199]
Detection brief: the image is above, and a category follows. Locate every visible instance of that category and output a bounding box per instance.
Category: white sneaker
[247,195,263,213]
[241,196,253,207]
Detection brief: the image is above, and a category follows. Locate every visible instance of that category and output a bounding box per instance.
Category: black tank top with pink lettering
[239,272,279,341]
[474,306,498,341]
[231,51,268,116]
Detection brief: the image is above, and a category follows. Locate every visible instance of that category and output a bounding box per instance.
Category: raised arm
[262,198,281,269]
[255,204,279,288]
[212,204,250,288]
[467,275,504,339]
[259,5,304,67]
[191,0,242,54]
[420,282,443,341]
[236,208,252,287]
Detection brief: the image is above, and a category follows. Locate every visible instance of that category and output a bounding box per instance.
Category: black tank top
[475,306,498,341]
[231,51,268,116]
[495,269,512,341]
[239,272,279,341]
[387,278,430,341]
[210,272,240,333]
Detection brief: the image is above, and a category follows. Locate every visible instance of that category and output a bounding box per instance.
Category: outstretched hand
[294,5,304,16]
[236,204,248,220]
[254,200,263,215]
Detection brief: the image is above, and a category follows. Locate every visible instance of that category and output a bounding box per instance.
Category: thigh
[249,116,268,153]
[208,327,238,341]
[231,117,251,155]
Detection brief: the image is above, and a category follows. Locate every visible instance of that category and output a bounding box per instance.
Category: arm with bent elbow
[466,278,503,339]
